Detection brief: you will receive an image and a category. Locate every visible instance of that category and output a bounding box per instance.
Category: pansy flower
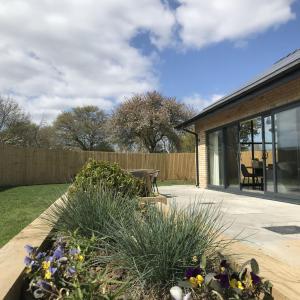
[24,245,35,255]
[36,280,52,291]
[36,252,46,260]
[215,273,230,289]
[67,266,76,277]
[53,246,63,259]
[24,256,33,266]
[250,272,261,285]
[69,248,80,256]
[185,267,202,279]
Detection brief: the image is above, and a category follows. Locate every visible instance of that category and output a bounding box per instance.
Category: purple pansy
[36,252,46,259]
[185,267,202,279]
[250,272,261,285]
[36,280,52,290]
[24,245,35,254]
[69,248,80,255]
[24,256,33,266]
[67,266,76,276]
[215,273,230,289]
[53,246,63,259]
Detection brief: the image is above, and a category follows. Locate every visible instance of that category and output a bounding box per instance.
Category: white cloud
[176,0,295,48]
[0,0,175,122]
[183,93,224,110]
[0,0,296,123]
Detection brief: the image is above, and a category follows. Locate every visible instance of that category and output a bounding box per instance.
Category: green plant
[45,185,139,237]
[171,257,273,300]
[71,159,146,197]
[23,232,130,300]
[108,202,229,290]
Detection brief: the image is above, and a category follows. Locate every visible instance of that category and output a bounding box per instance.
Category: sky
[0,0,299,123]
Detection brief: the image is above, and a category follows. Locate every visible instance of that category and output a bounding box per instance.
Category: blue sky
[134,0,300,111]
[0,0,299,122]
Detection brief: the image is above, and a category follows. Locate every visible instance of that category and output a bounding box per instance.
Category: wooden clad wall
[0,144,196,186]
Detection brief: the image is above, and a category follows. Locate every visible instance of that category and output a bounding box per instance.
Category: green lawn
[157,179,195,186]
[0,184,69,248]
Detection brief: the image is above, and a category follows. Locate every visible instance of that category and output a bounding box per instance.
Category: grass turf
[0,183,69,248]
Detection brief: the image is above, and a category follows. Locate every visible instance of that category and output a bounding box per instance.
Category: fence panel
[0,144,195,186]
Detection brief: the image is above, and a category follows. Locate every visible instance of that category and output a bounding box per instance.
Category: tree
[54,106,112,151]
[178,132,196,152]
[0,96,28,134]
[110,91,192,153]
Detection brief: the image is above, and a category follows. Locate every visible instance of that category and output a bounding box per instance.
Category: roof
[176,49,300,129]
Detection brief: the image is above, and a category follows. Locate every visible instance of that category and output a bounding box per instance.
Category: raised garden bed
[0,161,281,299]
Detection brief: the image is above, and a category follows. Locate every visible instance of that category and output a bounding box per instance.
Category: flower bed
[19,161,274,300]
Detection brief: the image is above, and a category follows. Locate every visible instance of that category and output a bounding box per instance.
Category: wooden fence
[0,144,196,186]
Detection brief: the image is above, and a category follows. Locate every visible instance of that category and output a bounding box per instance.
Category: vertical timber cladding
[195,76,300,189]
[0,144,195,186]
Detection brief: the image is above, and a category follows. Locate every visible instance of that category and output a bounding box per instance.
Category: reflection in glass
[208,130,224,186]
[225,125,239,187]
[264,116,274,192]
[239,117,263,191]
[275,107,300,196]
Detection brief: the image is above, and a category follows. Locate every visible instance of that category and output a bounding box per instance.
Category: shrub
[45,185,139,237]
[71,159,147,197]
[108,202,229,290]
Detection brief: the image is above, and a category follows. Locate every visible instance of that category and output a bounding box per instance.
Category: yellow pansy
[237,281,244,290]
[196,274,204,285]
[189,277,198,288]
[78,254,84,262]
[230,279,237,288]
[44,270,52,280]
[42,261,51,270]
[189,275,204,288]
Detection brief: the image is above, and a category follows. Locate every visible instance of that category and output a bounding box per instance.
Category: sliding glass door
[239,117,264,192]
[206,102,300,199]
[225,124,239,188]
[274,106,300,196]
[208,130,224,186]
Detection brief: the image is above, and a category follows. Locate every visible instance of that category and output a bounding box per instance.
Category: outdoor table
[127,169,157,195]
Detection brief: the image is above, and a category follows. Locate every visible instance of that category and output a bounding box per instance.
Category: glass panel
[275,107,300,196]
[240,120,252,143]
[239,117,264,191]
[264,116,274,192]
[225,125,239,187]
[208,130,224,186]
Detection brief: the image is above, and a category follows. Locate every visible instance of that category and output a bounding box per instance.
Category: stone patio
[159,185,300,299]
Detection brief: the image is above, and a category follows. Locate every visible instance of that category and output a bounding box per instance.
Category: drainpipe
[182,129,199,187]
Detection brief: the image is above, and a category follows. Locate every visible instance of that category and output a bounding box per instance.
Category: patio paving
[159,185,300,299]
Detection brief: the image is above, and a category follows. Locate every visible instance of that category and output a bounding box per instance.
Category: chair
[151,170,160,193]
[241,164,257,187]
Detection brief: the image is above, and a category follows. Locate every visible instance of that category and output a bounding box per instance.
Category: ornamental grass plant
[107,202,231,292]
[44,184,139,238]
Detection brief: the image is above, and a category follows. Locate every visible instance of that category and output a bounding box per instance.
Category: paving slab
[159,185,300,299]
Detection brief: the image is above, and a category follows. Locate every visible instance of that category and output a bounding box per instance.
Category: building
[177,49,300,200]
